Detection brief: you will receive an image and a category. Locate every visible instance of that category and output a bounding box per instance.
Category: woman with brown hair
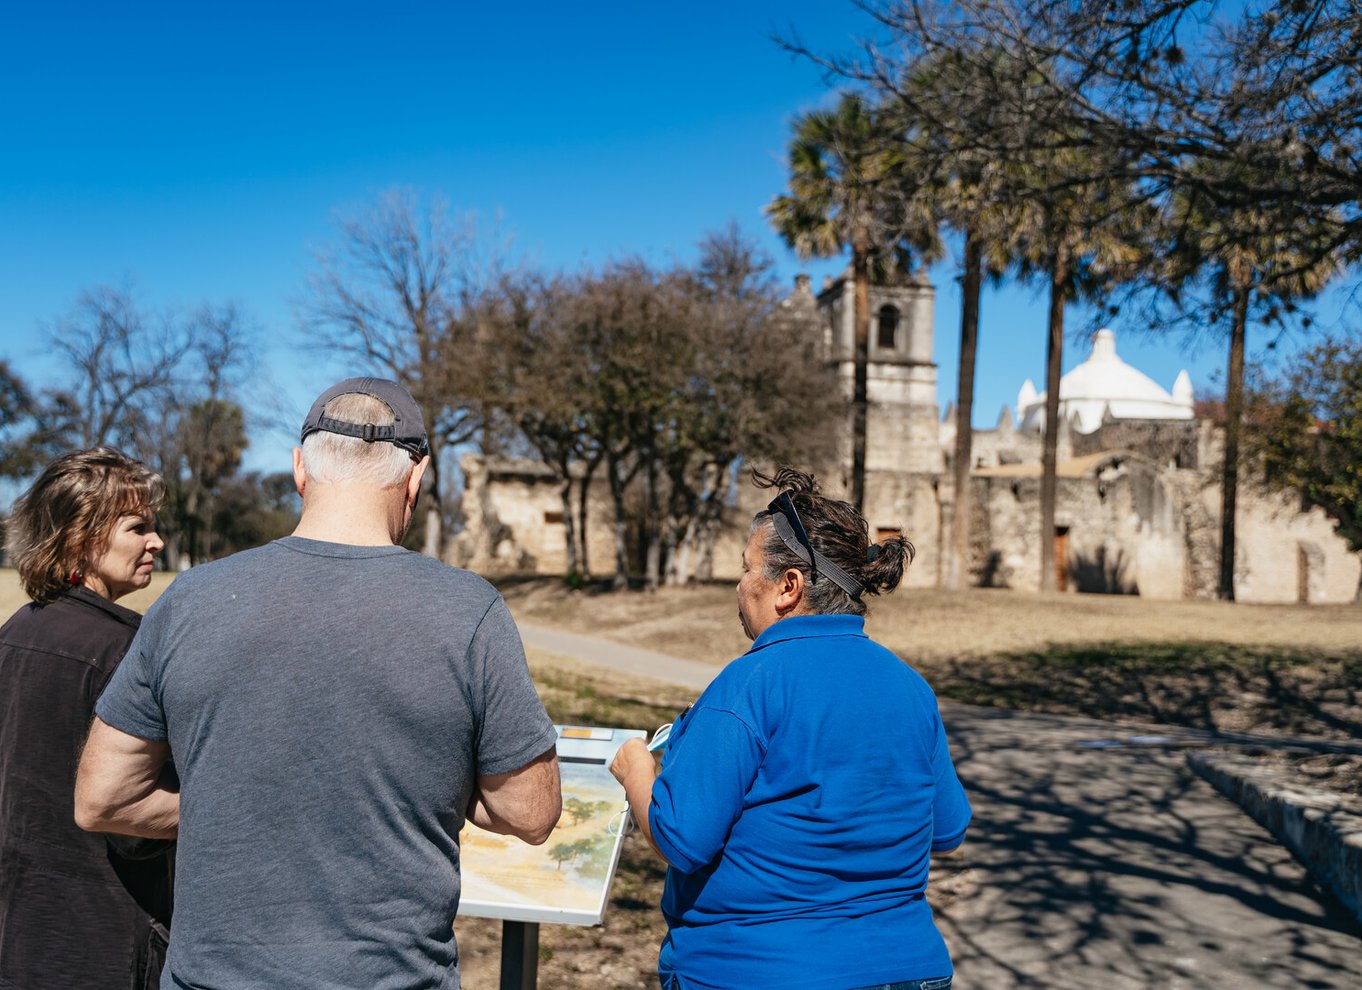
[612,467,971,990]
[0,446,173,989]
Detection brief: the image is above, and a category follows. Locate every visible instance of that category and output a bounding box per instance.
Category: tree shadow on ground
[921,643,1362,743]
[934,706,1362,989]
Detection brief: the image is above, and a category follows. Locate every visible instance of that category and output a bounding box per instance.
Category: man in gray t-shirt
[76,378,561,990]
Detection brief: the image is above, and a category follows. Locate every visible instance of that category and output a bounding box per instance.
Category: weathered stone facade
[455,272,1360,603]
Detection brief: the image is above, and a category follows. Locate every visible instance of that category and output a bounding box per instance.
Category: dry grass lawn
[500,578,1362,667]
[501,579,1362,742]
[0,567,175,617]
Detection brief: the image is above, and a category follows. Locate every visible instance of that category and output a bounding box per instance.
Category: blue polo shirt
[648,614,970,990]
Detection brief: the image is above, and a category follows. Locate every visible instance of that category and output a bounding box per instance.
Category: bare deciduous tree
[300,188,509,558]
[35,288,268,566]
[46,284,191,452]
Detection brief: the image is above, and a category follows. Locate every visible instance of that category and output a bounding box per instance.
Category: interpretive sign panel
[459,724,646,926]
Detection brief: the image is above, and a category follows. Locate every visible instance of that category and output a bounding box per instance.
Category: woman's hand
[610,738,668,863]
[609,738,654,787]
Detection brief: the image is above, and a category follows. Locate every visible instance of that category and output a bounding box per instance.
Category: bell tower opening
[877,305,900,350]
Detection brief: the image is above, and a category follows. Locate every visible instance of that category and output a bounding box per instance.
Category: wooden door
[1054,527,1070,592]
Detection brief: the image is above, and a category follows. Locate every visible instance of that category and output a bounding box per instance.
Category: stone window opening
[877,305,900,350]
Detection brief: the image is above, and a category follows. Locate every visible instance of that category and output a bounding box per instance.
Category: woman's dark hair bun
[752,464,913,603]
[861,534,914,597]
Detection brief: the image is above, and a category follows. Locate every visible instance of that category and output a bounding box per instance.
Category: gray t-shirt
[96,536,558,990]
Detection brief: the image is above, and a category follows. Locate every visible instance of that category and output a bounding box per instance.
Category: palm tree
[767,93,938,510]
[935,167,1020,588]
[1166,184,1342,599]
[880,46,1023,588]
[1009,146,1149,592]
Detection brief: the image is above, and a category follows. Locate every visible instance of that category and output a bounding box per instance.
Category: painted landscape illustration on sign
[461,761,627,913]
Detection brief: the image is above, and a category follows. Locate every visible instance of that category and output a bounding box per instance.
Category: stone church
[456,273,1360,603]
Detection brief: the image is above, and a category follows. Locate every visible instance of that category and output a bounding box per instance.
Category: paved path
[516,622,1362,989]
[935,707,1361,989]
[518,622,719,693]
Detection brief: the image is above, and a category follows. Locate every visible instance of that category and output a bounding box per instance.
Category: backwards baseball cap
[299,377,430,459]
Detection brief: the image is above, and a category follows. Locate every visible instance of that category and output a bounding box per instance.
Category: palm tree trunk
[951,229,983,590]
[851,236,871,512]
[1039,247,1067,593]
[1218,284,1250,601]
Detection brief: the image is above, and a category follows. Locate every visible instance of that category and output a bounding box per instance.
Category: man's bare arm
[466,746,561,845]
[75,717,179,839]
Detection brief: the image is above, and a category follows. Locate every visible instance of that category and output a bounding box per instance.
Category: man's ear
[774,566,805,614]
[292,448,306,497]
[407,455,430,508]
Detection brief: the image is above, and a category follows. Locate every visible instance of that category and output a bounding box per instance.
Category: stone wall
[970,454,1185,597]
[452,455,617,578]
[1230,484,1361,603]
[858,470,943,588]
[1073,416,1201,470]
[965,412,1068,469]
[457,440,1360,603]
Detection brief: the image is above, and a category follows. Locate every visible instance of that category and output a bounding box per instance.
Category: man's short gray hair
[300,392,417,487]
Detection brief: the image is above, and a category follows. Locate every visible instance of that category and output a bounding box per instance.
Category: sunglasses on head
[767,491,819,584]
[765,490,868,599]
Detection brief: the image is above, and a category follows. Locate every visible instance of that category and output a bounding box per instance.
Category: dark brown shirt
[0,587,167,990]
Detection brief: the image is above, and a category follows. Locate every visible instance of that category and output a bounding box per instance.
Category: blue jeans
[663,979,951,990]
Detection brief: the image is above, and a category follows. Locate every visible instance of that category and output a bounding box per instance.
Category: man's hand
[467,746,562,845]
[75,717,178,839]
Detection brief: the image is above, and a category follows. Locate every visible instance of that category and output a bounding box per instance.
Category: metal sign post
[498,920,539,990]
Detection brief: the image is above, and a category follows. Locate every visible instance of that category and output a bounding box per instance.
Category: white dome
[1018,329,1194,434]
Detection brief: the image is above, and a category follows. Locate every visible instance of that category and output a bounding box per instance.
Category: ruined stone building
[456,273,1360,603]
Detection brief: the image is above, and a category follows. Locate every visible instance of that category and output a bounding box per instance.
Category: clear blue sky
[0,1,1335,474]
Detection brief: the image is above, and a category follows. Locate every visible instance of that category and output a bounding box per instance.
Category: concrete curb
[1188,750,1362,924]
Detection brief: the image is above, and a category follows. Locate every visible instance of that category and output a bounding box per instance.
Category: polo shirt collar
[749,613,866,652]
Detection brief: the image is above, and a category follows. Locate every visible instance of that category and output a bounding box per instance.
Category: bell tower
[817,270,942,477]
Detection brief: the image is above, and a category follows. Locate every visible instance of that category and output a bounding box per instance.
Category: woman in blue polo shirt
[611,467,970,990]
